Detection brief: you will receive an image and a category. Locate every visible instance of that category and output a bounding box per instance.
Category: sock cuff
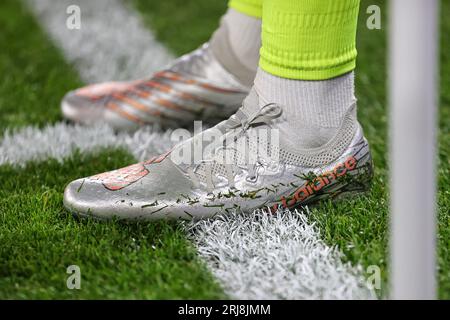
[255,68,355,129]
[211,8,261,87]
[228,0,262,19]
[260,0,360,80]
[224,9,261,69]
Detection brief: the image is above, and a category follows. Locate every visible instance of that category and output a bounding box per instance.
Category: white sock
[253,68,356,149]
[210,9,261,87]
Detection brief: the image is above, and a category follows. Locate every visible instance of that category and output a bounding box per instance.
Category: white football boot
[61,43,249,131]
[64,90,373,220]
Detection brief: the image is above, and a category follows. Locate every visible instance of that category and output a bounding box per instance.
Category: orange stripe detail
[112,93,161,116]
[144,80,171,93]
[113,92,185,116]
[120,84,186,112]
[129,87,151,98]
[154,97,184,111]
[106,102,145,125]
[145,80,217,107]
[155,71,244,94]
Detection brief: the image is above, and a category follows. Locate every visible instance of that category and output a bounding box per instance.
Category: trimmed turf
[0,0,82,133]
[0,149,224,299]
[134,0,450,298]
[0,0,448,299]
[0,0,224,299]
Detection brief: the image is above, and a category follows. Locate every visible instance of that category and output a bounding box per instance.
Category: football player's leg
[255,0,361,149]
[64,0,373,221]
[62,0,262,131]
[211,0,262,87]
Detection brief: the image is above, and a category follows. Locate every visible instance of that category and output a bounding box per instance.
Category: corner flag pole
[389,0,440,299]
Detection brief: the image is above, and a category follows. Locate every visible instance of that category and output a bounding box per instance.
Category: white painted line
[188,209,375,299]
[10,0,377,299]
[26,0,174,83]
[0,123,173,167]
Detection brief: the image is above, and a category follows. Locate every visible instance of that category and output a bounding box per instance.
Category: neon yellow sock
[228,0,262,18]
[260,0,360,80]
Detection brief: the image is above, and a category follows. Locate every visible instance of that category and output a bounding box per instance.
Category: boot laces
[190,103,282,192]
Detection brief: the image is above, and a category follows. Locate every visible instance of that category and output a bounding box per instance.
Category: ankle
[253,69,356,149]
[210,9,261,87]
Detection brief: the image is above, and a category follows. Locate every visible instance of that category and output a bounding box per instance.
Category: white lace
[189,103,282,192]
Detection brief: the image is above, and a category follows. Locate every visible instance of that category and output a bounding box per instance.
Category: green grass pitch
[0,0,448,298]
